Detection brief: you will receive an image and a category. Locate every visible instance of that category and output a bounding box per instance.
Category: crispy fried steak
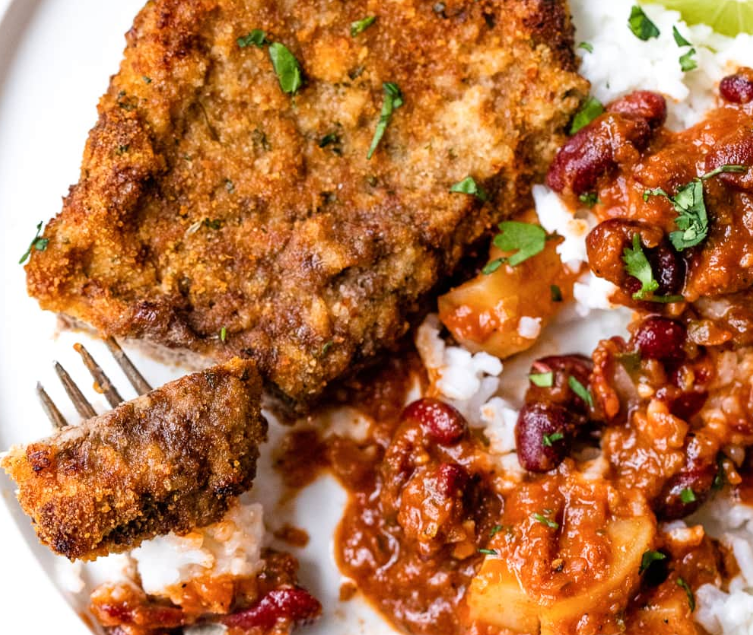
[26,0,587,404]
[2,359,266,560]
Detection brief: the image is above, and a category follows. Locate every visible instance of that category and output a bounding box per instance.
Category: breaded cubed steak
[26,0,587,404]
[2,359,266,561]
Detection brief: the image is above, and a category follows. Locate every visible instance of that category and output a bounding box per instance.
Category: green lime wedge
[654,0,753,37]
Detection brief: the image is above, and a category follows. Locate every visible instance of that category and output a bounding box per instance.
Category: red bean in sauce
[222,588,322,630]
[547,91,668,196]
[607,90,667,129]
[402,398,468,446]
[647,241,686,296]
[631,317,687,362]
[655,435,718,520]
[515,402,569,473]
[546,114,651,195]
[720,70,753,104]
[704,130,753,192]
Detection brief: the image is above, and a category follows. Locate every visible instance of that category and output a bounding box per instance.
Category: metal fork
[36,338,152,429]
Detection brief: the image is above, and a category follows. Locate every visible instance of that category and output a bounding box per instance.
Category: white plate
[0,1,396,632]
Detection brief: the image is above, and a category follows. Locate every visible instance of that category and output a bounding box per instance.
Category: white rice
[533,184,595,273]
[131,499,265,599]
[416,314,503,426]
[570,0,753,130]
[479,397,519,456]
[517,316,543,340]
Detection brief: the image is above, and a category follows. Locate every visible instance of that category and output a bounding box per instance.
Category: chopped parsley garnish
[680,487,697,504]
[492,221,547,267]
[143,75,152,84]
[482,259,504,275]
[237,29,268,48]
[220,326,228,343]
[351,16,376,37]
[321,341,334,357]
[623,233,659,298]
[568,376,593,408]
[489,525,504,537]
[269,42,303,94]
[478,548,498,556]
[628,6,660,41]
[644,165,748,251]
[550,284,563,302]
[677,577,696,611]
[680,48,698,72]
[640,550,666,574]
[622,234,684,303]
[204,218,222,230]
[367,82,404,160]
[672,25,691,47]
[579,192,599,207]
[532,513,559,529]
[617,351,642,373]
[578,41,594,53]
[570,96,605,135]
[19,221,48,264]
[450,176,488,201]
[529,372,554,388]
[543,432,564,447]
[225,179,235,193]
[703,164,748,179]
[713,454,727,490]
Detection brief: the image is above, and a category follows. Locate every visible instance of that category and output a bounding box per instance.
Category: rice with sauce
[131,499,265,601]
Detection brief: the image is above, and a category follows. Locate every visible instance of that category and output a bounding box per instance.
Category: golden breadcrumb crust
[26,0,588,404]
[2,358,266,560]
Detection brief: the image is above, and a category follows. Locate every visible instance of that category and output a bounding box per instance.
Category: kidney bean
[222,588,322,630]
[436,462,470,497]
[516,402,569,473]
[528,354,593,411]
[402,398,468,446]
[656,437,718,520]
[656,385,709,421]
[546,114,651,195]
[670,390,708,421]
[647,241,686,296]
[586,220,664,289]
[704,130,753,191]
[607,91,667,129]
[720,69,753,104]
[631,317,686,362]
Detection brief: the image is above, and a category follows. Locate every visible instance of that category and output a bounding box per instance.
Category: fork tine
[54,362,98,419]
[36,382,69,430]
[105,337,152,395]
[73,343,123,408]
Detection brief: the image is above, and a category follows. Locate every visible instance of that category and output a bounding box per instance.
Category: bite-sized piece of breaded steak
[2,359,266,561]
[26,0,588,405]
